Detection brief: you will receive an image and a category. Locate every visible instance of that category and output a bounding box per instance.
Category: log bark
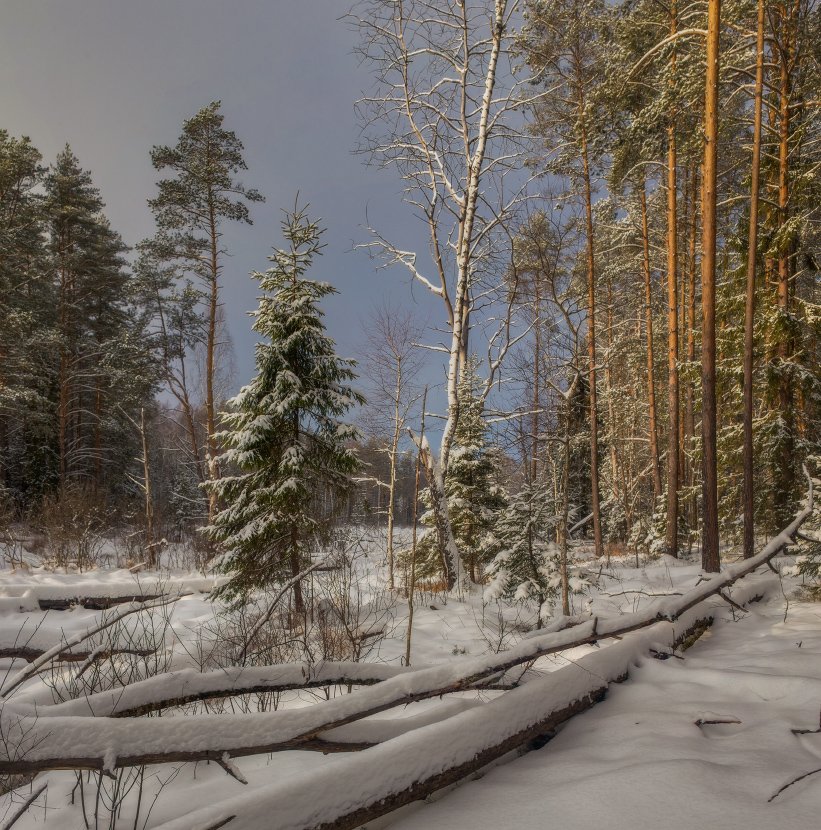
[35,594,164,611]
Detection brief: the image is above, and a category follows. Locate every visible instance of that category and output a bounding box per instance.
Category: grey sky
[0,0,442,397]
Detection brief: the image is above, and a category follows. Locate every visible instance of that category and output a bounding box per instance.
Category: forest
[0,0,819,828]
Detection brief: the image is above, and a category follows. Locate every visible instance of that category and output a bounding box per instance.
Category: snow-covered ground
[390,593,821,830]
[0,534,818,829]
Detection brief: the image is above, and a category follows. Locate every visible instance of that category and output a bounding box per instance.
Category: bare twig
[768,767,821,802]
[0,782,47,830]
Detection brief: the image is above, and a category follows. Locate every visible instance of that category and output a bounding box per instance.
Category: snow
[0,568,223,604]
[0,513,818,829]
[387,598,821,830]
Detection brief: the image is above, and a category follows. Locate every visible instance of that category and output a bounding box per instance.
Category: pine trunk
[701,0,721,573]
[640,183,663,501]
[742,0,765,558]
[665,1,680,558]
[580,116,603,560]
[206,191,220,523]
[774,1,796,521]
[686,165,698,531]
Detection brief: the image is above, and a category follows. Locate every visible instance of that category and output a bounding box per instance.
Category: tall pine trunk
[665,0,680,558]
[580,113,603,560]
[640,183,663,501]
[206,188,220,523]
[686,165,699,531]
[742,0,765,558]
[774,0,796,522]
[701,0,721,573]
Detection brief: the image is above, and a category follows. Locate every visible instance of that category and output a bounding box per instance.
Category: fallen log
[0,476,811,780]
[36,594,164,611]
[153,611,722,830]
[0,572,783,774]
[27,662,412,718]
[0,646,156,665]
[0,594,187,699]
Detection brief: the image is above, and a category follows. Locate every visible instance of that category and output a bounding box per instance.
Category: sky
[0,0,443,400]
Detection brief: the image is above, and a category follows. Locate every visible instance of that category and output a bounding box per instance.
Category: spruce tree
[796,456,821,587]
[203,207,363,609]
[484,479,562,623]
[409,362,505,585]
[486,475,591,625]
[443,361,506,583]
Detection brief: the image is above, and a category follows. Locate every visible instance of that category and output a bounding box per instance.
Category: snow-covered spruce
[411,361,506,584]
[486,478,590,623]
[202,207,364,606]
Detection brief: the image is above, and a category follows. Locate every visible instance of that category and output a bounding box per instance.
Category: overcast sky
[0,0,443,398]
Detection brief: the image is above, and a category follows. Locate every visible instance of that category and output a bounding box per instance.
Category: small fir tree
[486,475,591,625]
[484,479,561,621]
[796,456,821,588]
[444,361,506,582]
[409,362,506,585]
[203,207,363,610]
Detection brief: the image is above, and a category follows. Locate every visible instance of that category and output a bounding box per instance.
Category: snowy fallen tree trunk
[151,606,737,830]
[0,594,185,699]
[0,646,157,665]
[0,477,811,785]
[35,593,164,611]
[26,662,412,718]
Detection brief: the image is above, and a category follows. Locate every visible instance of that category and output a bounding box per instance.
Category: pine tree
[142,102,264,519]
[0,131,54,502]
[203,207,363,609]
[44,147,153,499]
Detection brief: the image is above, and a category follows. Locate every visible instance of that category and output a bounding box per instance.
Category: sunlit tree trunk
[686,165,699,531]
[640,183,663,501]
[701,0,721,573]
[665,0,680,558]
[742,0,766,558]
[580,112,604,560]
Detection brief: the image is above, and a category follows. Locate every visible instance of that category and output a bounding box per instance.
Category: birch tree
[349,0,532,476]
[362,304,424,590]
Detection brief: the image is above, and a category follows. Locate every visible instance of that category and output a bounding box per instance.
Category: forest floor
[389,585,821,830]
[0,535,818,828]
